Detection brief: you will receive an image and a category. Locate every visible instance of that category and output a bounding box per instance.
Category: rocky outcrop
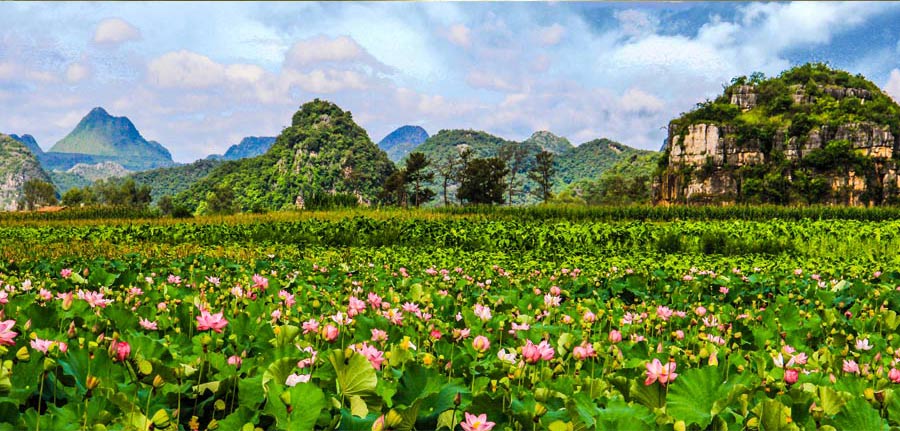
[654,72,900,206]
[0,134,54,210]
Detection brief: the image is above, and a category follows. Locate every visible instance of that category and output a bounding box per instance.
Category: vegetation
[377,125,429,162]
[457,157,509,204]
[19,179,58,210]
[0,134,54,210]
[554,139,654,186]
[664,63,900,205]
[0,209,900,429]
[179,99,394,212]
[527,150,556,203]
[61,177,151,208]
[129,159,223,202]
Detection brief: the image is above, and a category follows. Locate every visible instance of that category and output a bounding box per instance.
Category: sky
[3,2,900,163]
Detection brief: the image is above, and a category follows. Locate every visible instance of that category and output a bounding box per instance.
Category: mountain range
[377,125,429,162]
[207,136,276,161]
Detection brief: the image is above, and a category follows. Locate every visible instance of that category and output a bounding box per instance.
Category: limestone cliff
[0,134,55,210]
[654,63,900,206]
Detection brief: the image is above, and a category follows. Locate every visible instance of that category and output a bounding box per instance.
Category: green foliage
[62,177,151,208]
[457,157,509,205]
[555,139,652,186]
[528,150,556,203]
[130,159,223,202]
[19,179,58,210]
[404,152,435,208]
[179,99,394,212]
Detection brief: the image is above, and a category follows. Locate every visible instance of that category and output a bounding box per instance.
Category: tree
[157,195,174,215]
[528,150,556,203]
[205,184,239,215]
[434,152,460,206]
[457,157,508,205]
[498,142,529,205]
[404,152,435,208]
[379,169,408,207]
[20,179,57,210]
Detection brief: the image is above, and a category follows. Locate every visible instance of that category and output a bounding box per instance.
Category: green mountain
[130,159,223,202]
[48,107,174,171]
[9,134,44,158]
[522,131,573,154]
[656,63,900,206]
[377,125,429,162]
[415,129,514,162]
[0,134,54,210]
[555,138,653,186]
[207,136,276,161]
[179,99,395,210]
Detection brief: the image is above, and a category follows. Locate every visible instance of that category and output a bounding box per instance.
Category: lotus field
[1,209,900,430]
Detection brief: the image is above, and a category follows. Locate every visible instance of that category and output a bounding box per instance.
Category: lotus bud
[16,347,29,361]
[371,415,385,431]
[153,375,165,389]
[86,375,100,390]
[454,392,461,406]
[385,410,403,427]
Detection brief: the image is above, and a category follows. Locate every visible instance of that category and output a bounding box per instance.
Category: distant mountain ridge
[47,107,174,171]
[9,134,43,158]
[207,136,276,161]
[377,125,429,162]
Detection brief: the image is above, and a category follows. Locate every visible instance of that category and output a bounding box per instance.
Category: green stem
[36,372,45,431]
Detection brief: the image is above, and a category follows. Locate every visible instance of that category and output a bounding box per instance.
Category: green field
[1,206,900,430]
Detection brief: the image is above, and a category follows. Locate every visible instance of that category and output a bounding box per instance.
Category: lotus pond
[1,209,900,430]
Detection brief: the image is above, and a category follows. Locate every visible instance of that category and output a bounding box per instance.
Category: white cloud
[620,88,664,114]
[284,36,365,68]
[446,24,471,47]
[93,18,141,45]
[538,23,565,46]
[466,70,518,92]
[147,50,227,88]
[884,69,900,102]
[65,62,91,83]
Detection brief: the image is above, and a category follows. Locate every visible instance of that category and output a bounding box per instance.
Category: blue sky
[2,2,900,162]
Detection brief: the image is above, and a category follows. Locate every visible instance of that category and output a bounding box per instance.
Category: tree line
[379,147,556,207]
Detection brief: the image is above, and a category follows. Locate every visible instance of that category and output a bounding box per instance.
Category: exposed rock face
[655,78,900,206]
[0,134,54,210]
[66,161,130,182]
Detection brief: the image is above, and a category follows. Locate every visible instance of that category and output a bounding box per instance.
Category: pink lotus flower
[323,324,339,342]
[474,304,492,321]
[347,296,366,316]
[0,320,17,346]
[196,310,228,333]
[472,335,490,353]
[460,412,495,431]
[656,306,673,321]
[60,268,73,278]
[719,286,729,294]
[543,294,561,308]
[167,274,181,285]
[583,310,596,323]
[228,355,242,368]
[353,342,386,370]
[252,274,268,290]
[278,290,296,308]
[784,369,799,384]
[497,348,517,364]
[78,290,113,309]
[302,319,319,334]
[889,368,900,383]
[674,330,685,340]
[608,330,622,343]
[430,329,443,340]
[402,302,420,314]
[138,318,158,331]
[285,373,310,387]
[371,328,388,342]
[367,292,382,309]
[572,342,596,361]
[31,338,53,354]
[522,339,554,364]
[695,306,707,316]
[453,328,471,341]
[644,358,677,386]
[113,340,131,362]
[842,359,860,374]
[855,338,873,351]
[549,285,561,296]
[38,288,52,301]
